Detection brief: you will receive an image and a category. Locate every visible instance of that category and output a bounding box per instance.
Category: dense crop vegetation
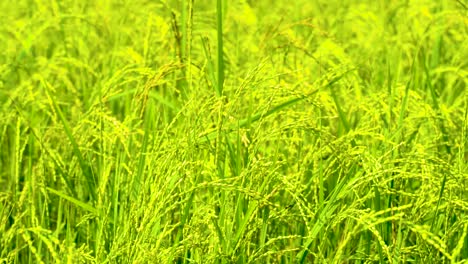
[1,0,467,263]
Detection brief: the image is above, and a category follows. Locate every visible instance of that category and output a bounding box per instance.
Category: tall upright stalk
[216,0,224,97]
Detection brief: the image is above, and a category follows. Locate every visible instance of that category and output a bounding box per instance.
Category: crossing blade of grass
[296,174,348,263]
[211,216,226,254]
[198,89,321,145]
[373,185,385,261]
[46,187,99,216]
[430,173,447,232]
[231,169,270,255]
[231,199,258,254]
[132,105,155,200]
[10,98,77,198]
[241,67,352,129]
[238,94,308,128]
[424,60,451,155]
[451,221,468,261]
[42,78,97,202]
[397,49,416,135]
[329,86,350,133]
[201,36,217,94]
[198,68,352,144]
[326,68,356,146]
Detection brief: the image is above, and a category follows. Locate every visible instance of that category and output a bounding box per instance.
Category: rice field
[0,0,467,263]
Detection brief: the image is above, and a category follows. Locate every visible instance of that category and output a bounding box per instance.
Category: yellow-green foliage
[0,0,467,263]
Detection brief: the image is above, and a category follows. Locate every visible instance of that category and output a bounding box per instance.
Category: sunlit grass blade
[10,98,77,198]
[46,187,99,216]
[42,78,97,201]
[297,174,348,263]
[216,0,225,97]
[201,36,218,95]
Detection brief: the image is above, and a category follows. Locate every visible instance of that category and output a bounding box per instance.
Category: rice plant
[0,0,467,263]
